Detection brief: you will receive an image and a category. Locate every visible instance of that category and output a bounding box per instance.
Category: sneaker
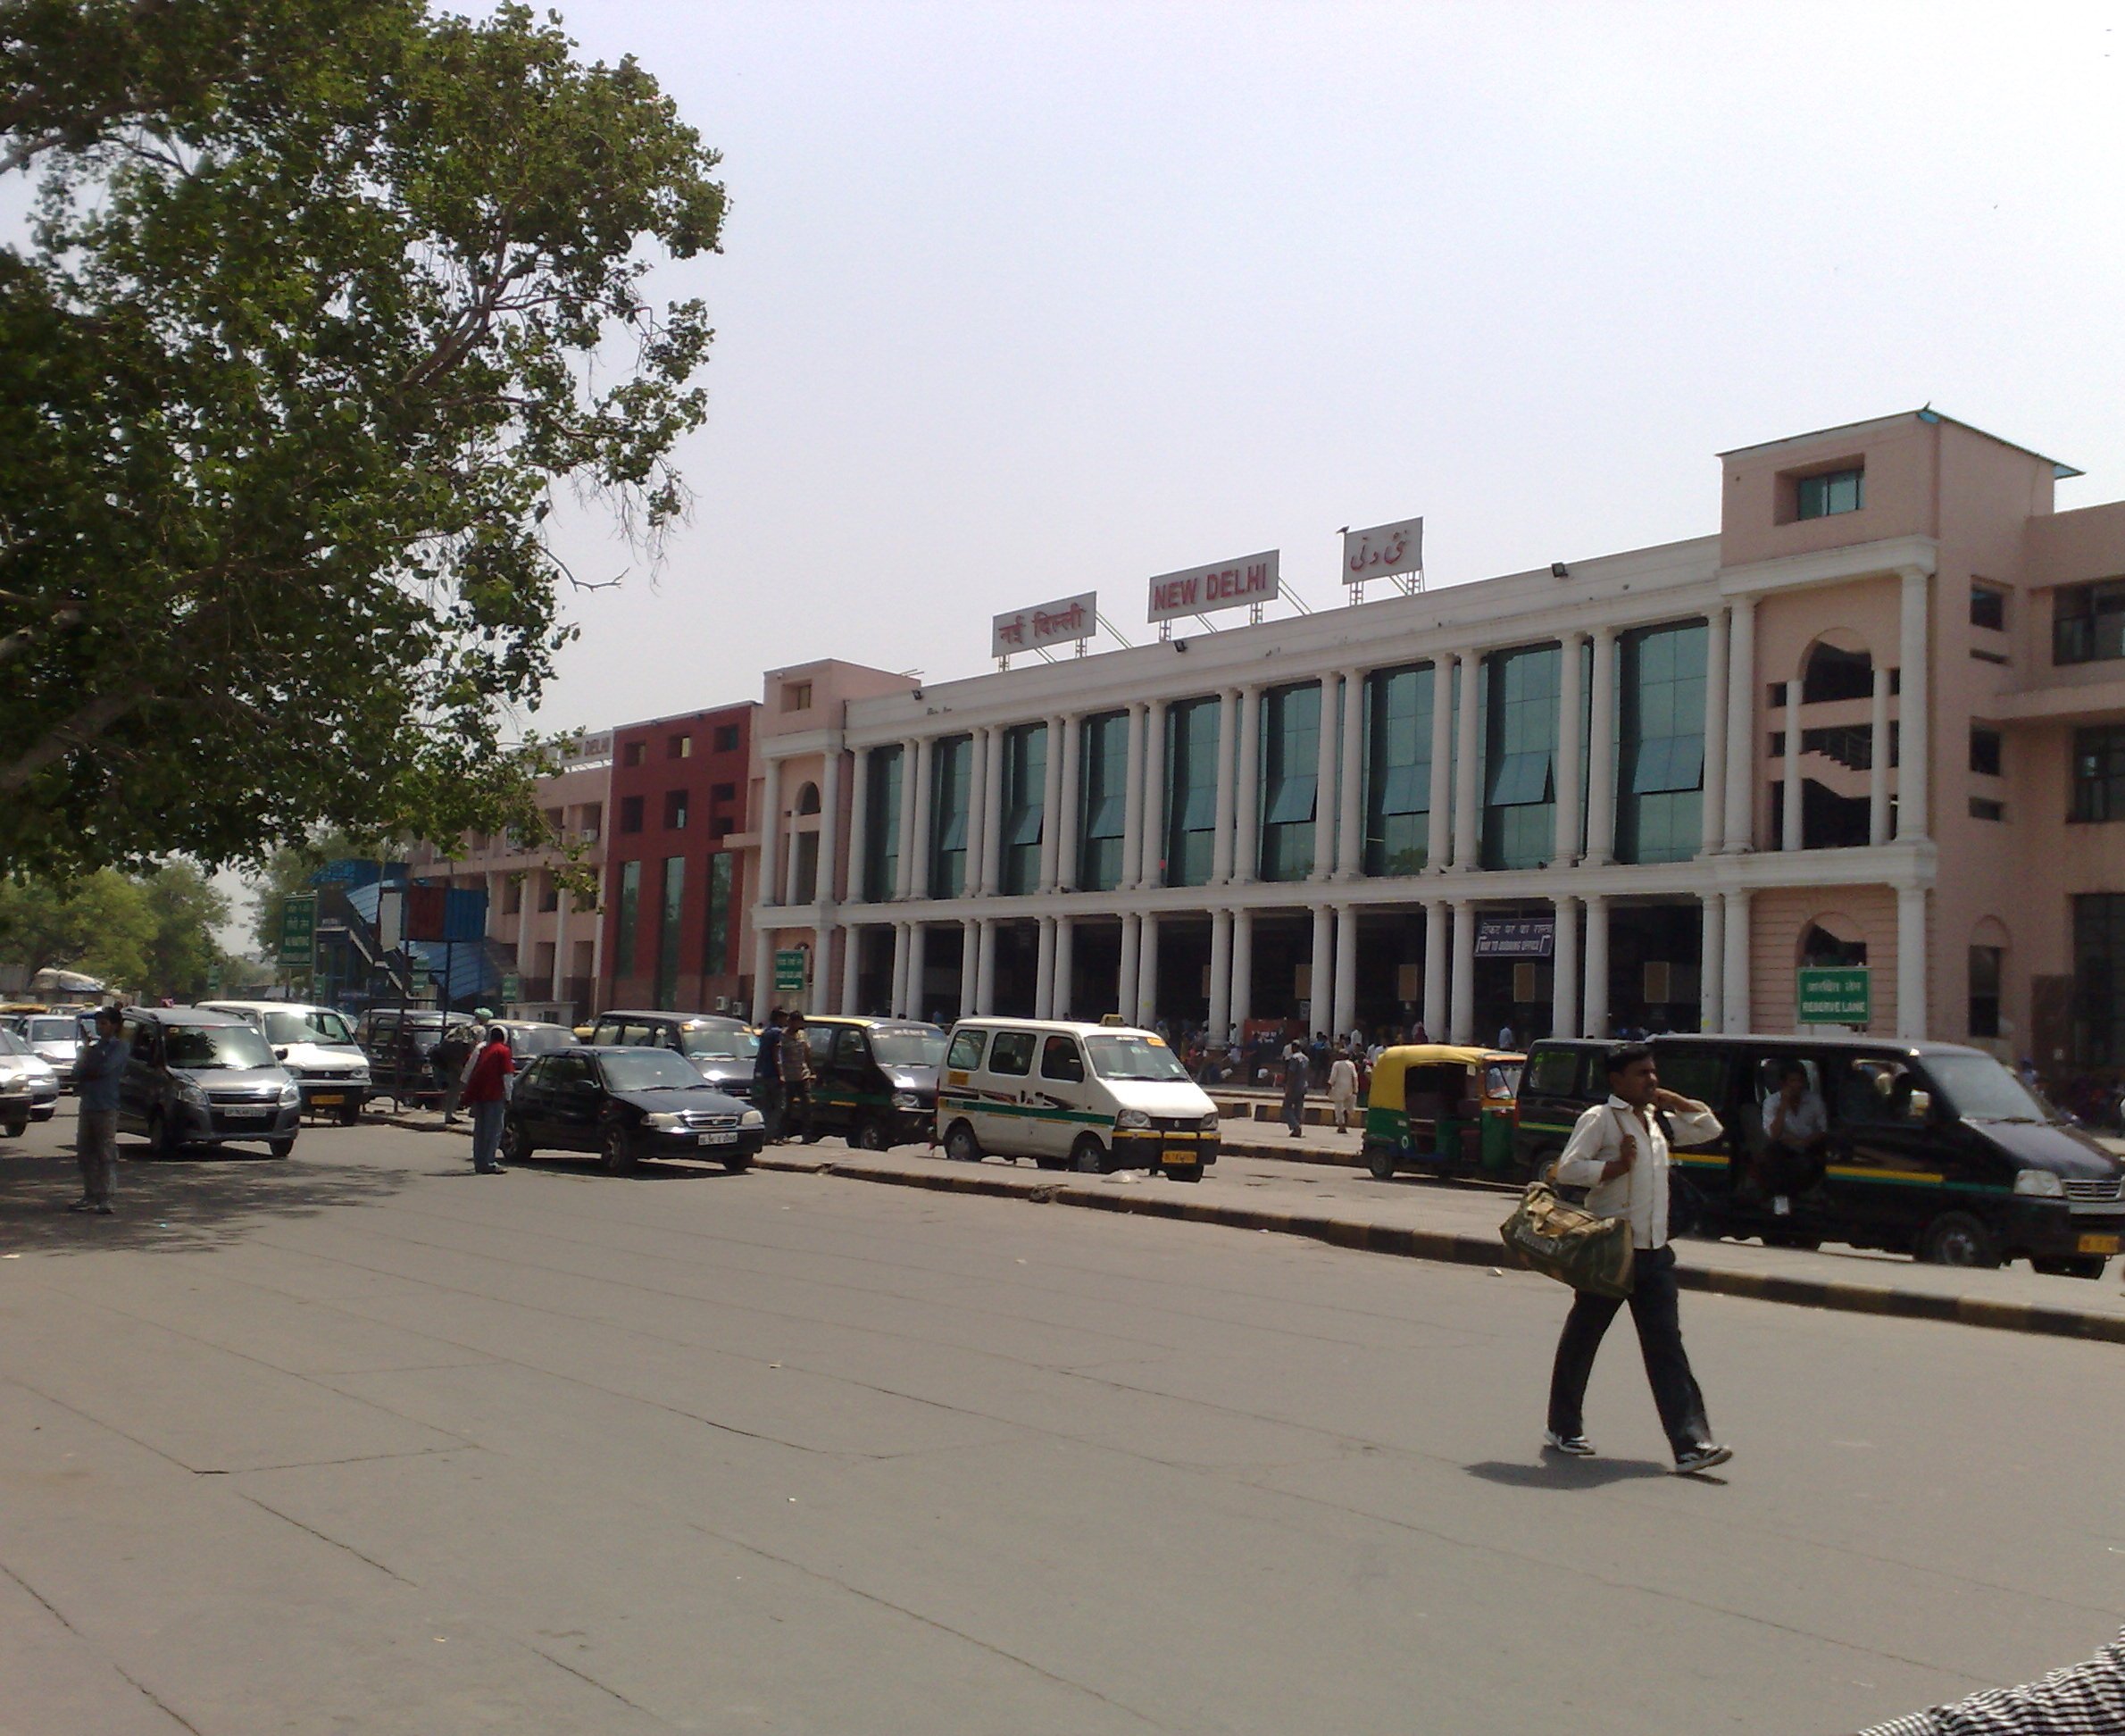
[1674,1442,1733,1475]
[65,1198,96,1213]
[1542,1430,1595,1456]
[96,1204,113,1215]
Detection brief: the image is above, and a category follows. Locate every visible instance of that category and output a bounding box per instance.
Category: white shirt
[1328,1057,1359,1100]
[1762,1089,1827,1149]
[1554,1093,1724,1251]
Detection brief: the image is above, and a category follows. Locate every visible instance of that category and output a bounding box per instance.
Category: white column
[552,888,571,1005]
[975,917,998,1014]
[1229,908,1254,1032]
[905,922,929,1024]
[889,921,910,1015]
[1332,903,1359,1039]
[845,746,871,905]
[1207,907,1233,1039]
[1139,700,1168,888]
[1034,914,1056,1018]
[1701,606,1729,856]
[840,926,863,1014]
[892,739,918,898]
[1722,600,1755,851]
[1337,669,1366,881]
[1038,716,1065,892]
[1120,704,1146,892]
[751,930,774,1023]
[1053,915,1075,1021]
[817,741,843,906]
[1136,911,1160,1026]
[1212,689,1238,884]
[1311,672,1339,881]
[1452,651,1481,871]
[513,872,535,993]
[1234,685,1262,884]
[1552,895,1579,1041]
[1721,889,1751,1034]
[1448,898,1478,1045]
[1898,567,1931,839]
[1117,914,1140,1020]
[957,918,978,1017]
[977,727,1004,897]
[1781,677,1804,852]
[1308,906,1335,1032]
[1896,885,1928,1039]
[1422,901,1450,1038]
[1584,626,1618,868]
[781,798,802,905]
[1698,893,1723,1034]
[1427,659,1454,872]
[907,737,935,898]
[1554,632,1585,866]
[1868,665,1892,846]
[1054,714,1083,892]
[759,756,783,906]
[1581,893,1610,1040]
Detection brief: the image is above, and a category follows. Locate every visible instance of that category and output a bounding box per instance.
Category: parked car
[199,1001,372,1123]
[1513,1033,2125,1276]
[584,1010,759,1100]
[357,1009,453,1100]
[19,1013,85,1088]
[795,1016,947,1148]
[501,1046,763,1174]
[1361,1045,1525,1181]
[117,1006,302,1158]
[937,1018,1221,1179]
[0,1029,62,1131]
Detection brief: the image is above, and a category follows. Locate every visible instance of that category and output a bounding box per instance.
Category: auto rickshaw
[1362,1045,1526,1181]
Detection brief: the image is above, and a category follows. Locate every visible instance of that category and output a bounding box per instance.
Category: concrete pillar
[1721,889,1751,1034]
[1452,651,1481,871]
[1584,626,1618,868]
[846,746,871,905]
[817,740,843,906]
[908,737,935,898]
[1449,898,1477,1045]
[1898,567,1931,839]
[958,918,978,1019]
[1207,907,1233,1039]
[781,795,803,906]
[1897,885,1928,1039]
[1581,893,1610,1039]
[1053,915,1075,1020]
[1554,632,1585,866]
[1869,665,1892,846]
[976,726,1003,897]
[1121,703,1146,892]
[512,870,535,997]
[905,922,929,1024]
[1721,600,1755,851]
[890,921,909,1016]
[1552,895,1579,1041]
[893,739,919,898]
[1234,685,1262,884]
[1136,911,1160,1026]
[1139,700,1168,888]
[759,756,783,906]
[1034,915,1056,1018]
[1421,900,1449,1038]
[1117,914,1139,1020]
[1312,672,1339,881]
[1055,714,1083,891]
[1337,669,1366,880]
[1308,905,1335,1033]
[1427,658,1454,872]
[1698,893,1723,1035]
[1701,606,1729,857]
[751,929,774,1023]
[1229,908,1254,1033]
[840,925,863,1014]
[1782,678,1804,852]
[1332,903,1359,1039]
[975,918,998,1015]
[1038,716,1065,892]
[1212,689,1238,884]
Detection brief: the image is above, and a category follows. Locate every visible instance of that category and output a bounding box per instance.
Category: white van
[936,1018,1221,1181]
[198,1001,371,1123]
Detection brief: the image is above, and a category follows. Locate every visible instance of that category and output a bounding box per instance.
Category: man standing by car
[1761,1060,1829,1216]
[754,1010,785,1141]
[433,1021,474,1124]
[779,1012,813,1144]
[1545,1043,1733,1475]
[462,1025,515,1174]
[70,1006,128,1214]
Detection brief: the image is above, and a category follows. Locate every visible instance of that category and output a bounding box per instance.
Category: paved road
[4,1109,2120,1734]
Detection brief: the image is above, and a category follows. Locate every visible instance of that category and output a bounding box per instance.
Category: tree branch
[0,689,140,794]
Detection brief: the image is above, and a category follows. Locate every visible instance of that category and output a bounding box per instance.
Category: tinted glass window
[1526,1047,1582,1098]
[987,1031,1036,1077]
[262,1009,357,1046]
[1830,1056,1921,1125]
[679,1024,755,1059]
[598,1051,703,1092]
[1040,1036,1086,1082]
[1085,1034,1189,1081]
[871,1029,946,1067]
[1923,1054,2051,1123]
[163,1024,276,1070]
[26,1018,76,1042]
[0,1031,24,1056]
[590,1020,622,1045]
[546,1055,594,1088]
[1657,1052,1727,1107]
[946,1030,986,1071]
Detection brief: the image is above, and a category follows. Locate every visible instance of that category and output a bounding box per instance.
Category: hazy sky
[525,0,2125,736]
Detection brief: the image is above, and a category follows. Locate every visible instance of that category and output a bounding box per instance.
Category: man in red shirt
[462,1024,515,1173]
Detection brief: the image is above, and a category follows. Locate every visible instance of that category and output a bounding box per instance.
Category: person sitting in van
[1761,1061,1829,1215]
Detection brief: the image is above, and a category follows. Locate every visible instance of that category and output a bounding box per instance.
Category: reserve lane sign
[1797,966,1870,1025]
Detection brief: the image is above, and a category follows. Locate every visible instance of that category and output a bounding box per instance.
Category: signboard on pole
[1342,517,1423,584]
[1797,966,1871,1025]
[772,948,808,994]
[278,894,316,967]
[992,591,1096,658]
[499,972,521,1004]
[1146,550,1279,624]
[1474,915,1554,958]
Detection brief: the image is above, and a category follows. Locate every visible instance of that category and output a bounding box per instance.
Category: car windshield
[1923,1053,2057,1123]
[0,1031,25,1056]
[870,1029,946,1067]
[262,1010,357,1047]
[26,1018,77,1042]
[679,1026,759,1060]
[164,1024,277,1071]
[599,1050,707,1092]
[1085,1034,1191,1082]
[508,1025,573,1056]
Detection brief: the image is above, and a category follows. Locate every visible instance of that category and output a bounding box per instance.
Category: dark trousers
[754,1076,785,1139]
[1546,1245,1711,1457]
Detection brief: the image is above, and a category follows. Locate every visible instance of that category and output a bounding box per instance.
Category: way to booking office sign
[1797,966,1871,1025]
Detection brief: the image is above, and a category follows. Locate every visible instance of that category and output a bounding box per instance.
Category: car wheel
[267,1137,295,1160]
[1525,1148,1559,1186]
[721,1153,753,1173]
[1033,1155,1068,1171]
[501,1121,534,1164]
[148,1108,178,1160]
[1366,1144,1397,1181]
[943,1120,981,1164]
[1070,1133,1109,1174]
[2032,1256,2107,1280]
[1165,1164,1204,1183]
[339,1099,362,1126]
[600,1124,637,1175]
[854,1116,890,1152]
[4,1116,25,1139]
[1918,1210,2000,1269]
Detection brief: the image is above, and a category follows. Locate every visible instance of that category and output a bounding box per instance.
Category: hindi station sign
[1474,915,1554,959]
[992,591,1096,659]
[1342,516,1423,584]
[1146,550,1279,624]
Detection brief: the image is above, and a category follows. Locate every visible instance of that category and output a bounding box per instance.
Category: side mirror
[1906,1089,1932,1123]
[274,1047,289,1061]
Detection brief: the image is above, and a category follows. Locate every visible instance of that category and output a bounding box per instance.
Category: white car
[0,1029,60,1135]
[198,1001,372,1123]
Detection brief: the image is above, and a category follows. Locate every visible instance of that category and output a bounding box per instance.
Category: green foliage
[0,0,725,877]
[246,826,371,956]
[0,862,230,995]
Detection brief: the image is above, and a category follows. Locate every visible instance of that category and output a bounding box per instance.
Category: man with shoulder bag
[1543,1042,1733,1474]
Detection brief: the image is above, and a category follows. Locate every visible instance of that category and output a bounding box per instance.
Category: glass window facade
[999,722,1048,896]
[2054,579,2125,665]
[2074,895,2125,1066]
[655,856,685,1008]
[929,735,973,897]
[1362,664,1433,876]
[1479,646,1559,871]
[1078,711,1129,891]
[615,860,641,976]
[2070,725,2125,823]
[1616,622,1707,864]
[1162,697,1221,888]
[1259,681,1321,882]
[703,852,733,976]
[1796,467,1863,519]
[862,746,903,900]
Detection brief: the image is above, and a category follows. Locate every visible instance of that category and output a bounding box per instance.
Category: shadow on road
[1462,1457,1673,1490]
[501,1154,755,1182]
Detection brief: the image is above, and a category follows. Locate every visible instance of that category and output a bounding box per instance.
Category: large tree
[0,0,725,878]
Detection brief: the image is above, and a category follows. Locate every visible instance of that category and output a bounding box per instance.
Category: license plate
[1162,1149,1200,1166]
[224,1107,271,1121]
[312,1095,344,1108]
[2077,1233,2119,1256]
[697,1131,738,1146]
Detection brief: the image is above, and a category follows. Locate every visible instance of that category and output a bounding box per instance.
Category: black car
[797,1016,948,1148]
[585,1010,760,1101]
[502,1046,764,1174]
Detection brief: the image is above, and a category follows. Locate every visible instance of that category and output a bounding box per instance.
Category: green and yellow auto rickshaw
[1362,1045,1526,1181]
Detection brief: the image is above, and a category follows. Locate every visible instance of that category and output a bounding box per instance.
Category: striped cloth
[1858,1629,2125,1735]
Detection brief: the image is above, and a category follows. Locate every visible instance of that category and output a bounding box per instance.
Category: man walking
[779,1011,814,1144]
[1545,1042,1733,1474]
[1327,1047,1360,1135]
[1280,1043,1310,1138]
[462,1024,515,1174]
[70,1006,128,1215]
[754,1010,785,1141]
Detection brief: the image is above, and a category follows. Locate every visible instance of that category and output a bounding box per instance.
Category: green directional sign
[773,948,807,994]
[278,893,317,967]
[499,972,521,1004]
[1797,965,1870,1026]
